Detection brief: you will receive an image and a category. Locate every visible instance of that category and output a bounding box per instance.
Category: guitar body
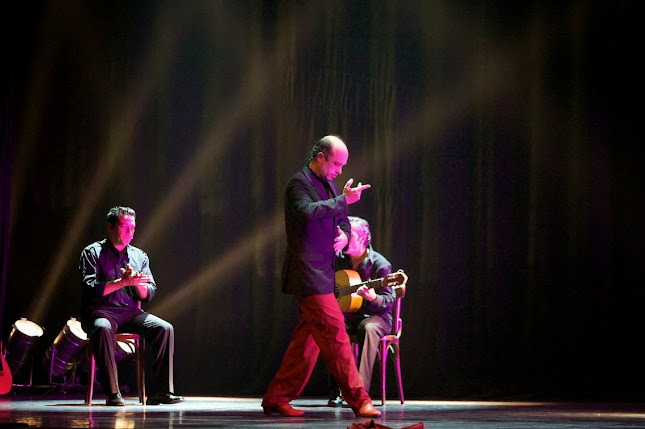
[335,269,408,313]
[335,270,364,313]
[0,342,13,395]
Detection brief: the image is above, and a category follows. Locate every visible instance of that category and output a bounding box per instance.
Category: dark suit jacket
[281,166,351,296]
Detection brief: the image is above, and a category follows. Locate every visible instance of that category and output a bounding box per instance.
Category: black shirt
[79,239,156,317]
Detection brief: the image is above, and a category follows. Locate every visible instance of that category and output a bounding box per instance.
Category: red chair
[352,284,406,406]
[84,303,146,404]
[377,286,405,405]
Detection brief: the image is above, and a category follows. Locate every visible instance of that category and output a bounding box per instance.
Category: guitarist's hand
[334,226,348,255]
[357,285,376,302]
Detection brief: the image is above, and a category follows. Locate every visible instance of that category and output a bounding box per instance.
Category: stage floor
[1,392,645,429]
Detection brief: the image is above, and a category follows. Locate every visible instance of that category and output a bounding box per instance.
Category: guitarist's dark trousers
[82,306,175,395]
[330,314,390,395]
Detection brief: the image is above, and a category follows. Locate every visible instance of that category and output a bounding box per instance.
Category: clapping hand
[120,264,152,286]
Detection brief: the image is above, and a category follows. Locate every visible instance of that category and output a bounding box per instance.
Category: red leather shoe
[263,403,305,417]
[355,402,381,418]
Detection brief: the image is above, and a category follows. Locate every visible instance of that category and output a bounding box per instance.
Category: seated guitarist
[328,216,396,407]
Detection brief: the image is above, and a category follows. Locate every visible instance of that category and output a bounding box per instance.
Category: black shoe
[146,392,184,405]
[327,394,343,407]
[106,393,126,406]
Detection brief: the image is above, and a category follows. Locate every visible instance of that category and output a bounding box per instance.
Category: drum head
[66,318,88,341]
[14,318,44,338]
[6,318,44,376]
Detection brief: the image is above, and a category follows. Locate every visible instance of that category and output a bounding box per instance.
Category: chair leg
[380,341,389,406]
[85,353,95,404]
[393,343,404,404]
[49,348,55,384]
[137,339,146,404]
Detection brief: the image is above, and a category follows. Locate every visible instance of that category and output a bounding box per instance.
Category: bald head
[309,135,348,181]
[309,135,346,161]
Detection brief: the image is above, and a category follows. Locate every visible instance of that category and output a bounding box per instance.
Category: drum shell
[43,319,88,377]
[5,319,44,376]
[77,339,136,373]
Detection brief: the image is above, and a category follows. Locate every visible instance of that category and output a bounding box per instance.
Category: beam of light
[27,3,191,323]
[27,0,526,325]
[138,1,328,249]
[25,0,326,323]
[342,45,522,192]
[146,3,527,319]
[135,57,273,249]
[148,213,283,318]
[139,4,373,318]
[145,43,518,318]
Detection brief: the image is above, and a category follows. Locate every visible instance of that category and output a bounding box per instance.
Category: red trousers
[262,293,371,410]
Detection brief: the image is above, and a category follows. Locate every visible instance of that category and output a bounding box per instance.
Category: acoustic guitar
[334,269,408,313]
[0,341,12,395]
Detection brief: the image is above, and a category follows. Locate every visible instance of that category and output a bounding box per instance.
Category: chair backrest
[391,285,405,338]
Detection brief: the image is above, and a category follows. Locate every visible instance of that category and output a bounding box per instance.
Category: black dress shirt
[79,239,156,318]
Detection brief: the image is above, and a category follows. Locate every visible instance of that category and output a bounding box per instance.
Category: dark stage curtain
[1,1,642,400]
[0,82,12,344]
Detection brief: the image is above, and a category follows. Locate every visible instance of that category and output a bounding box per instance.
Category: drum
[77,338,136,373]
[5,318,44,376]
[115,339,136,362]
[43,318,88,377]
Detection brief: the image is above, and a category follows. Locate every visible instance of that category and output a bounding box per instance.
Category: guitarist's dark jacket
[281,166,351,296]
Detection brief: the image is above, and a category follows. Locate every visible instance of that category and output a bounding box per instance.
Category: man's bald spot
[322,135,347,156]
